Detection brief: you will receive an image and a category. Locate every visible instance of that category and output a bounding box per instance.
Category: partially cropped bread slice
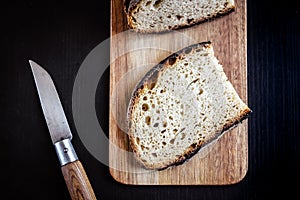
[127,42,251,170]
[125,0,235,33]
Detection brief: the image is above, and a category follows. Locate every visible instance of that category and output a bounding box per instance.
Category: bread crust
[126,0,236,33]
[123,0,140,14]
[127,41,251,170]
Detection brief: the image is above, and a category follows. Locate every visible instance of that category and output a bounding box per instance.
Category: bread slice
[127,41,251,170]
[125,0,235,33]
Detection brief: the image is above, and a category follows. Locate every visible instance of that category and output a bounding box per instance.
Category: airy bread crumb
[127,42,251,170]
[126,0,235,33]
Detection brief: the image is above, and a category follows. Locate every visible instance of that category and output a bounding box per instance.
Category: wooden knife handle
[61,160,97,200]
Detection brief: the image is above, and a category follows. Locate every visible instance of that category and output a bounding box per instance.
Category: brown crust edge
[124,0,141,14]
[126,0,236,33]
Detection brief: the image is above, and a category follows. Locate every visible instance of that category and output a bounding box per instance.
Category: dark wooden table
[1,1,299,199]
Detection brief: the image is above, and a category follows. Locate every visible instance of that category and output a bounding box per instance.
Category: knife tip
[28,59,34,66]
[28,60,39,75]
[28,60,39,72]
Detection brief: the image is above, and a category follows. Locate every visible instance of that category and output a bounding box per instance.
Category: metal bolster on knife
[54,139,78,166]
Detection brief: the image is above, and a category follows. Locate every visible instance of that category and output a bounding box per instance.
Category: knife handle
[61,160,97,200]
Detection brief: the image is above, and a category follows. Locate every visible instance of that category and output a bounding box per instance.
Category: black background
[1,0,300,199]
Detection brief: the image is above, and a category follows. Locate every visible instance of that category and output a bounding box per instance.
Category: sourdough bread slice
[127,42,251,170]
[125,0,235,33]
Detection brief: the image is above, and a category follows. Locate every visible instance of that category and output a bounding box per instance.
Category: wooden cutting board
[109,0,248,185]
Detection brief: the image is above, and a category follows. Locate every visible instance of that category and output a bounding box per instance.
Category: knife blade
[29,60,97,200]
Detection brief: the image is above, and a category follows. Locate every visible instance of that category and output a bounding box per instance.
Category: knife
[29,60,97,200]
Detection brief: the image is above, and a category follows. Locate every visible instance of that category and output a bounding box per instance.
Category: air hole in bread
[131,16,136,23]
[142,103,149,111]
[170,139,175,144]
[148,82,156,90]
[163,121,167,127]
[145,116,151,125]
[180,128,186,132]
[181,133,186,140]
[168,57,177,65]
[199,88,204,95]
[190,143,197,149]
[145,1,151,6]
[152,153,157,157]
[153,0,163,8]
[187,18,194,24]
[176,15,183,20]
[136,137,140,144]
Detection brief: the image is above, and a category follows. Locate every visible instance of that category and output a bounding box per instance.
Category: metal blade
[29,60,72,144]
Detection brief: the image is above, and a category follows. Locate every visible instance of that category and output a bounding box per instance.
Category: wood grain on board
[109,0,248,185]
